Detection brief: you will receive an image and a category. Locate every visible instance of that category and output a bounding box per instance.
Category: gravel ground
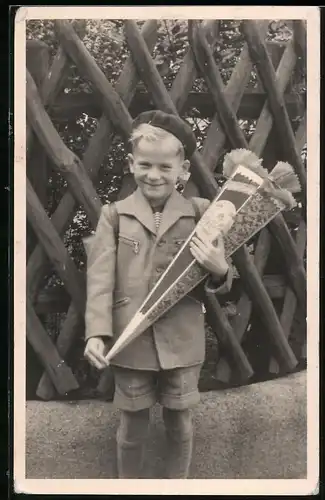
[26,371,307,480]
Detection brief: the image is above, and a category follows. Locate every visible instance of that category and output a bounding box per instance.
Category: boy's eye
[161,165,172,170]
[139,162,151,168]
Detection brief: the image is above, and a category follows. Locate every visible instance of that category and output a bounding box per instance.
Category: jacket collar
[117,187,195,238]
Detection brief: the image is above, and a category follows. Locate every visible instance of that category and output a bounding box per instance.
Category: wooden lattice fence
[26,19,307,401]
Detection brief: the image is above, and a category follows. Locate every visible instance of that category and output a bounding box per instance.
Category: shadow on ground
[26,371,307,479]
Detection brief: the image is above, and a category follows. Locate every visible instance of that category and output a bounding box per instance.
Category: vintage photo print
[13,5,319,496]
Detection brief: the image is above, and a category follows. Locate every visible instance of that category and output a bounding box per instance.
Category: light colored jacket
[85,188,232,370]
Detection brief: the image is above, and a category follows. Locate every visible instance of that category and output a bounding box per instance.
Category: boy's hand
[190,228,229,279]
[84,337,111,370]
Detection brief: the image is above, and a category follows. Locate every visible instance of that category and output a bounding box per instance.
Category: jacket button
[156,267,163,273]
[157,240,165,247]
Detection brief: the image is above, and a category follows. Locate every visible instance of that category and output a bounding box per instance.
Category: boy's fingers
[190,244,206,264]
[86,351,106,370]
[191,244,209,263]
[196,227,208,240]
[192,234,207,247]
[190,242,203,260]
[193,233,219,254]
[191,237,209,253]
[92,349,109,366]
[86,347,108,368]
[191,238,215,258]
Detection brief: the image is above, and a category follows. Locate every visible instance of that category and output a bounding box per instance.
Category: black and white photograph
[13,6,319,496]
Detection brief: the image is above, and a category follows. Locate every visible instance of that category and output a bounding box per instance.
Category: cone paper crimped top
[105,150,300,363]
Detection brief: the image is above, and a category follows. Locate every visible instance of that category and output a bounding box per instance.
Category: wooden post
[26,69,102,229]
[204,292,254,382]
[26,39,50,90]
[26,20,87,155]
[49,90,304,123]
[36,304,83,400]
[27,178,86,315]
[26,295,79,395]
[26,40,50,195]
[26,40,50,256]
[216,230,271,382]
[269,220,306,373]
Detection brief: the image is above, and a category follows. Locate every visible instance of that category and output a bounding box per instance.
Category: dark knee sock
[163,408,194,479]
[116,409,150,478]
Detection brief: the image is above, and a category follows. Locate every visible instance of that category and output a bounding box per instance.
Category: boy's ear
[127,153,135,174]
[179,159,190,180]
[183,159,190,172]
[177,159,191,184]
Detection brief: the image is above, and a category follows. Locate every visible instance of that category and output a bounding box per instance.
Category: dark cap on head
[132,110,197,159]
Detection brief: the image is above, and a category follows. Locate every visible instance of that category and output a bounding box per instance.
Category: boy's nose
[146,167,161,180]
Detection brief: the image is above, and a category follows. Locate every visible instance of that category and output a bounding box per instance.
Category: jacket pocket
[174,237,186,247]
[113,296,130,309]
[169,237,187,256]
[118,234,140,254]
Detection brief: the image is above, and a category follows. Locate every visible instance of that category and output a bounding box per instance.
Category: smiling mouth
[143,182,164,187]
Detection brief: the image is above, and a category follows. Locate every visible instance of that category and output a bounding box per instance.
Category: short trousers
[112,364,202,412]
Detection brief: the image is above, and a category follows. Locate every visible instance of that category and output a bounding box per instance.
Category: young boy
[84,110,232,479]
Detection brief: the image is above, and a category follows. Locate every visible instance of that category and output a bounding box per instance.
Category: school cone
[104,150,300,364]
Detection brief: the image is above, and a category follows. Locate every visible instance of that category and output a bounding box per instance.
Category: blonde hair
[130,123,185,160]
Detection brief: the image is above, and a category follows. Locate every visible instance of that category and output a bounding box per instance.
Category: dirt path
[26,371,307,480]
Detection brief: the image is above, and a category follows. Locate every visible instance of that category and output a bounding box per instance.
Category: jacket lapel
[117,188,196,238]
[117,188,156,235]
[156,189,195,239]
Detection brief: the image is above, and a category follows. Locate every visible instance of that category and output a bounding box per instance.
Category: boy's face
[128,134,189,207]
